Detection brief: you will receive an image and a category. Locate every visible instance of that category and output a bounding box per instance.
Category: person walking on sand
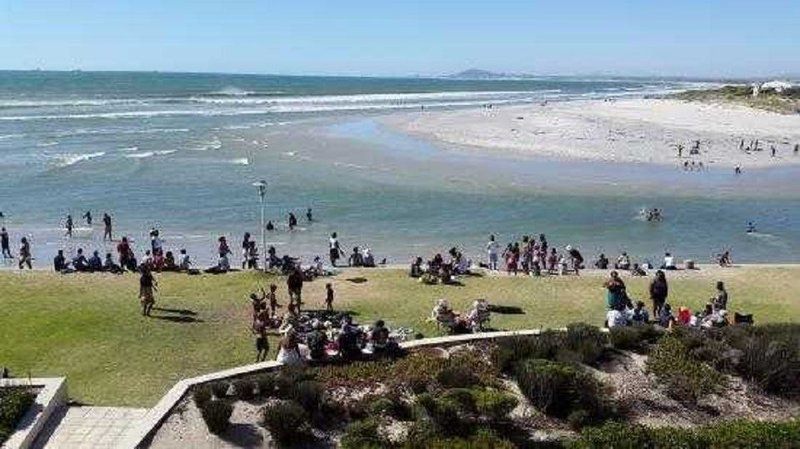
[102,213,112,241]
[139,266,157,316]
[83,210,92,226]
[18,237,32,269]
[329,232,343,267]
[65,214,73,238]
[486,234,500,270]
[1,227,12,259]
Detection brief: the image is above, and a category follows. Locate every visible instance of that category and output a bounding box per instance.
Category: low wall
[118,328,561,449]
[1,377,67,449]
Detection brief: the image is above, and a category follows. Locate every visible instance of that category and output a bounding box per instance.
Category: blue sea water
[0,71,797,267]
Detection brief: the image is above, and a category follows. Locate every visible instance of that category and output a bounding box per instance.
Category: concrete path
[31,406,148,449]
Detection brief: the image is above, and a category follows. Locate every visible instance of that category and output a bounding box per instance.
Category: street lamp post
[253,180,268,272]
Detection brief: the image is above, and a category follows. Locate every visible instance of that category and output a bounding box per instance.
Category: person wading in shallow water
[102,213,113,241]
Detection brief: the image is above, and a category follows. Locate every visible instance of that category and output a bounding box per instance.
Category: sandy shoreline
[382,98,800,168]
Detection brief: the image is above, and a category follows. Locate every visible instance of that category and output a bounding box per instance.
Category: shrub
[416,393,464,436]
[737,332,799,396]
[210,381,230,399]
[340,418,386,449]
[570,419,800,449]
[437,365,479,389]
[233,379,256,401]
[275,366,315,398]
[198,399,233,435]
[292,380,324,413]
[473,389,518,421]
[646,336,726,403]
[493,331,564,372]
[609,325,663,352]
[255,373,275,397]
[0,388,35,445]
[402,427,516,449]
[192,385,212,408]
[261,400,311,444]
[514,359,614,426]
[564,323,608,366]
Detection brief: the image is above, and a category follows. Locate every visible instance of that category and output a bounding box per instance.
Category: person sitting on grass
[54,249,71,273]
[431,298,457,328]
[615,252,631,270]
[338,315,364,361]
[72,248,90,272]
[178,249,192,271]
[103,252,123,274]
[88,250,102,271]
[630,300,650,325]
[276,328,304,365]
[717,250,732,267]
[546,247,558,274]
[467,299,491,332]
[594,253,609,269]
[604,271,627,311]
[362,248,376,267]
[204,253,230,274]
[306,320,329,361]
[658,303,676,328]
[410,257,424,278]
[606,308,628,328]
[631,263,647,276]
[368,320,401,356]
[348,246,364,267]
[661,252,677,270]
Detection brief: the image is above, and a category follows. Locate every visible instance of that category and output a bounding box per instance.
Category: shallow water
[0,72,797,268]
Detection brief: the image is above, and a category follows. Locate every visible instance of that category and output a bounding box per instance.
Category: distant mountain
[446,69,536,80]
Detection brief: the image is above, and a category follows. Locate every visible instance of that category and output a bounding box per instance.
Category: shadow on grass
[150,315,205,323]
[488,304,526,315]
[152,307,197,316]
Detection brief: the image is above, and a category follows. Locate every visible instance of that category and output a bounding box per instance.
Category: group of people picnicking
[604,270,745,329]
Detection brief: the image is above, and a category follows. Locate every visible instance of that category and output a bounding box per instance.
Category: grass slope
[1,266,798,406]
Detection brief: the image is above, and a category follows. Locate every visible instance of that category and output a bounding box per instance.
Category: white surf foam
[125,149,176,159]
[53,151,106,167]
[230,158,250,165]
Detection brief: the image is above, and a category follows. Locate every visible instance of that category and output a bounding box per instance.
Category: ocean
[0,71,798,267]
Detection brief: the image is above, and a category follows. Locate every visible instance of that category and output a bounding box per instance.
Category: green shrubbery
[340,418,386,449]
[493,325,608,373]
[646,335,726,403]
[0,388,35,445]
[209,381,230,399]
[514,359,615,427]
[402,427,516,449]
[197,398,233,435]
[473,388,518,421]
[609,325,663,352]
[570,419,800,449]
[261,400,312,444]
[232,379,256,401]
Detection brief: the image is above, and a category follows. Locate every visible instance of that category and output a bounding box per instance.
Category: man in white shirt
[663,252,676,270]
[486,235,499,270]
[178,249,191,270]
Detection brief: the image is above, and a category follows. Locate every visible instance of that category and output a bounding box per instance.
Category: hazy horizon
[1,0,799,79]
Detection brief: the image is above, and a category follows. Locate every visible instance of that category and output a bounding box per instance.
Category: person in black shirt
[0,227,12,258]
[139,267,157,316]
[54,250,68,272]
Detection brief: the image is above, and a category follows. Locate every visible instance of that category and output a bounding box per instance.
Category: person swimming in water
[83,210,92,226]
[746,221,756,233]
[266,220,275,231]
[65,214,74,237]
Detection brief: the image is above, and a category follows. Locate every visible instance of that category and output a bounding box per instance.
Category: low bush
[292,380,324,413]
[210,381,230,399]
[473,389,518,421]
[261,400,311,444]
[340,418,386,449]
[563,323,608,366]
[416,393,465,436]
[493,331,564,372]
[401,427,516,449]
[436,365,480,389]
[192,385,212,408]
[368,395,413,421]
[197,399,233,435]
[736,331,799,396]
[275,366,316,399]
[609,325,663,352]
[0,388,35,445]
[514,359,615,427]
[646,336,726,403]
[255,373,275,397]
[570,419,800,449]
[233,379,256,401]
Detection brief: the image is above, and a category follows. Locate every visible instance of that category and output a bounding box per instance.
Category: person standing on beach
[306,208,313,222]
[65,214,73,237]
[649,270,669,317]
[241,232,252,269]
[486,235,499,270]
[288,212,297,231]
[139,266,157,316]
[18,237,32,269]
[325,283,334,311]
[1,227,12,258]
[83,210,92,226]
[794,144,799,155]
[102,213,112,241]
[329,232,343,267]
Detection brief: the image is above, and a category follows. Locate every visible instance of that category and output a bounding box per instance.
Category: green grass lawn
[1,266,798,407]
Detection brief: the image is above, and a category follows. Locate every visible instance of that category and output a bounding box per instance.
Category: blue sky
[1,0,798,77]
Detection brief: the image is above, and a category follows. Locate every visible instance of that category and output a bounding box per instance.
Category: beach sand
[383,98,800,168]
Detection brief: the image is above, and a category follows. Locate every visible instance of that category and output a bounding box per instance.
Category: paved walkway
[31,406,148,449]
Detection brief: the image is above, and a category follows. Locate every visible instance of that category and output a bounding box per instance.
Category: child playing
[267,284,279,318]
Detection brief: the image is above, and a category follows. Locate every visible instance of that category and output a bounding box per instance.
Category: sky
[1,0,798,78]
